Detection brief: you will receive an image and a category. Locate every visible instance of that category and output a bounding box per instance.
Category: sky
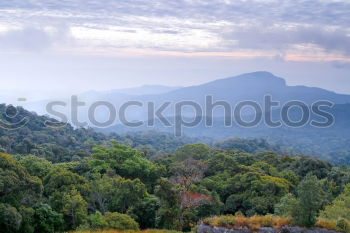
[0,0,350,101]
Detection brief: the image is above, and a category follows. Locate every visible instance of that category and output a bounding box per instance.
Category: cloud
[222,24,350,55]
[0,25,73,53]
[0,0,350,59]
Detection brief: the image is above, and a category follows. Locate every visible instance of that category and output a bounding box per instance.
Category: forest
[1,105,350,233]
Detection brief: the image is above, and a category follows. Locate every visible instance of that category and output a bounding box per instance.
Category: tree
[274,174,329,227]
[87,211,107,230]
[43,168,90,197]
[171,159,208,191]
[223,172,291,216]
[16,155,53,179]
[291,156,332,179]
[90,174,148,214]
[90,141,164,189]
[18,206,35,233]
[320,183,350,222]
[155,178,181,230]
[128,195,160,229]
[0,203,22,233]
[108,177,147,213]
[206,152,240,176]
[0,153,43,206]
[62,189,88,229]
[274,193,299,217]
[33,204,63,233]
[174,143,212,161]
[295,174,325,227]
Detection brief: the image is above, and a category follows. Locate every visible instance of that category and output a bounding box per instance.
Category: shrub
[88,211,107,230]
[104,212,139,231]
[316,219,337,230]
[273,216,292,228]
[235,216,249,227]
[202,215,292,230]
[72,230,182,233]
[217,215,236,227]
[250,215,274,227]
[336,219,350,233]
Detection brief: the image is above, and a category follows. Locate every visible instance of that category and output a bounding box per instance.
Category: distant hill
[143,71,350,105]
[0,104,206,162]
[101,103,350,165]
[1,102,350,165]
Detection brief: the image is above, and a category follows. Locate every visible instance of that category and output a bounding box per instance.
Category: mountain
[140,71,350,105]
[21,71,350,124]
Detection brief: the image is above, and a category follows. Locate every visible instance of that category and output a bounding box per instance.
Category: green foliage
[43,168,90,214]
[291,156,332,179]
[18,206,35,233]
[128,195,161,229]
[275,174,326,227]
[155,178,181,230]
[62,189,88,229]
[215,138,283,154]
[222,172,291,216]
[0,203,22,232]
[87,211,107,230]
[104,212,139,230]
[90,141,164,189]
[174,143,212,161]
[0,153,43,206]
[1,114,350,233]
[32,204,63,233]
[295,174,325,227]
[336,219,350,233]
[16,155,53,179]
[84,211,140,231]
[251,161,279,176]
[320,183,350,223]
[206,152,240,176]
[274,193,299,217]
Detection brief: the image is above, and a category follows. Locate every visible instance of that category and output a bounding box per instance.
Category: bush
[104,212,139,231]
[217,215,236,227]
[72,230,182,233]
[88,211,107,230]
[336,219,350,233]
[250,215,274,227]
[316,219,337,230]
[202,215,292,230]
[273,216,292,228]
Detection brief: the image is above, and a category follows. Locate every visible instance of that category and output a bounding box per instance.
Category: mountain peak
[203,71,286,90]
[239,71,275,77]
[233,71,282,80]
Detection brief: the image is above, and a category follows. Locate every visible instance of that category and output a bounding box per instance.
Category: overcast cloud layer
[0,0,350,96]
[0,0,349,58]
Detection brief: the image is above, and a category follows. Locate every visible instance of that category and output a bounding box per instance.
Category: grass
[71,230,183,233]
[316,218,350,233]
[202,215,292,230]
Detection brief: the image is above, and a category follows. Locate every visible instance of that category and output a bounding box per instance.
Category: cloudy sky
[0,0,350,100]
